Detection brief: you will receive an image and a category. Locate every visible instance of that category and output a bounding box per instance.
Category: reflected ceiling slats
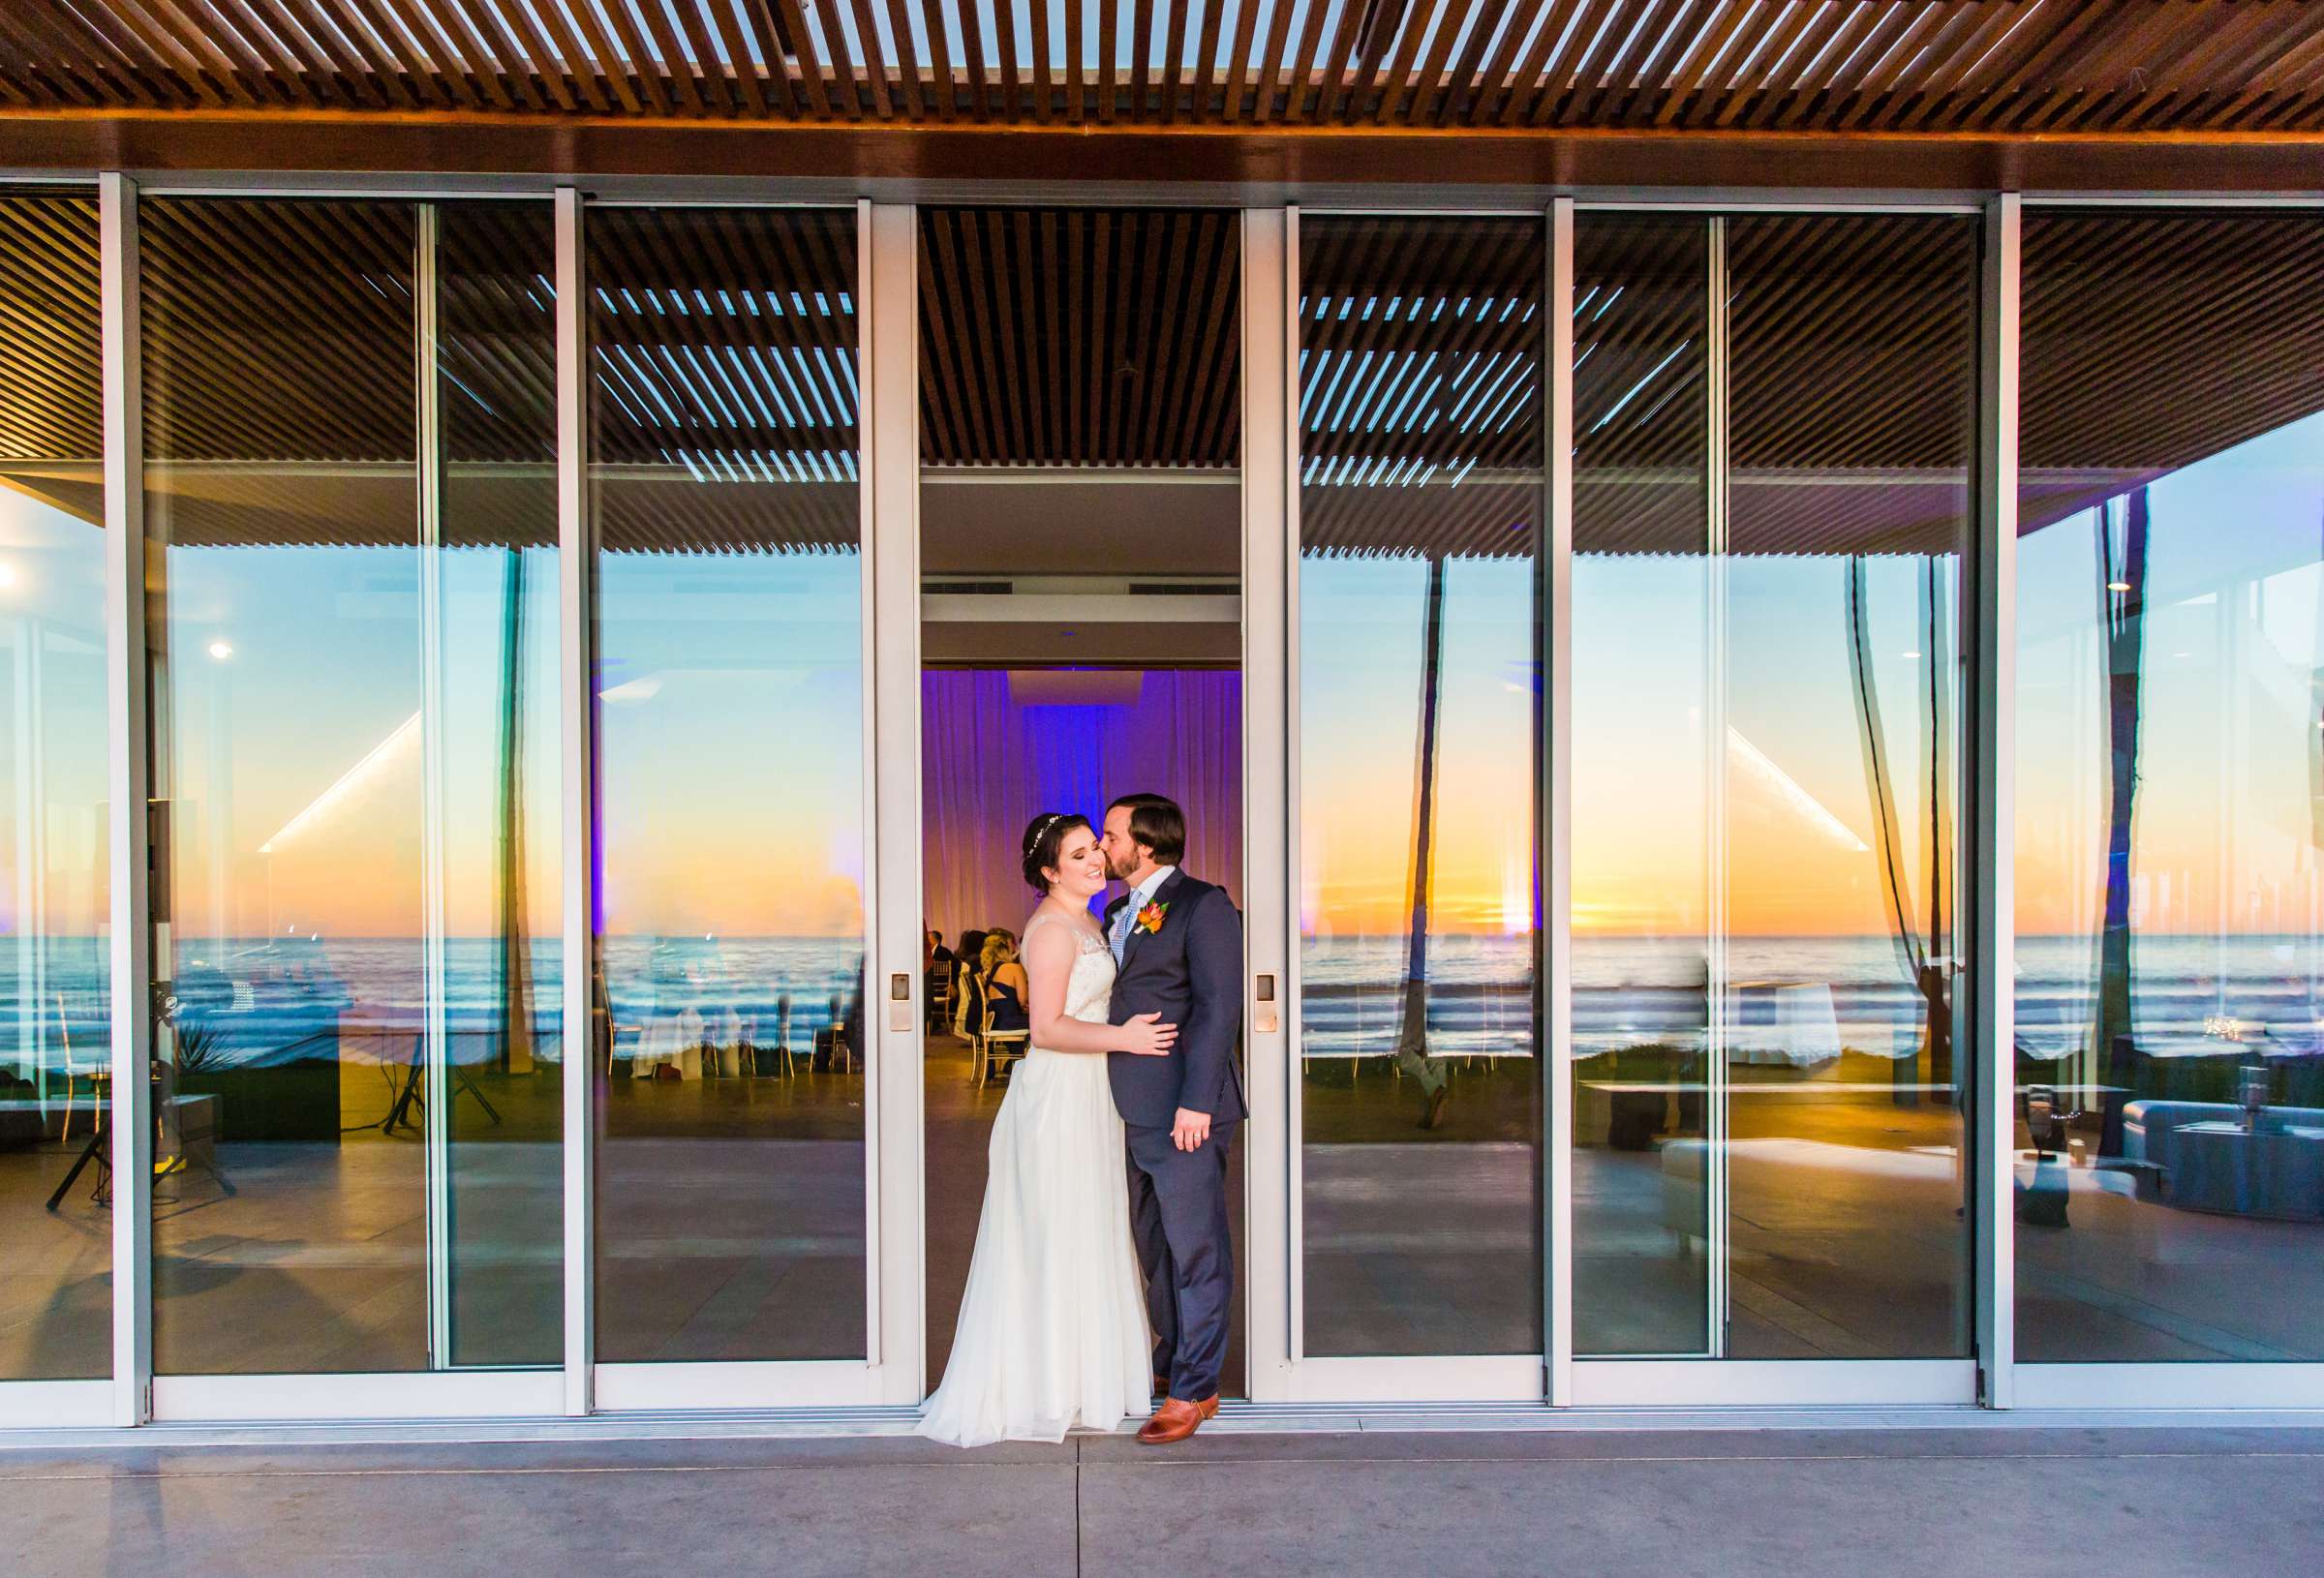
[2019,209,2324,533]
[11,2,2324,133]
[1300,213,1544,561]
[1574,213,1707,558]
[588,205,861,553]
[142,198,418,466]
[1725,213,1978,560]
[15,191,2324,561]
[0,194,98,464]
[1576,210,1980,561]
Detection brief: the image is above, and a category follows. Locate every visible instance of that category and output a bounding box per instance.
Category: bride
[917,811,1177,1446]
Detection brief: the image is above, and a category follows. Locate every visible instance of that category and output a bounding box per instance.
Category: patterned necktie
[1109,895,1138,964]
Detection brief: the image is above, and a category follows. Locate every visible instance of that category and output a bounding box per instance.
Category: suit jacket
[1104,868,1247,1129]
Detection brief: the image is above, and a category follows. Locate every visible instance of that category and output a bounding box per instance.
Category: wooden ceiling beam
[9,106,2324,191]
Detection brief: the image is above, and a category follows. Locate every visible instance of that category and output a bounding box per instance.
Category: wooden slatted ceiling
[919,207,1239,468]
[12,1,2324,136]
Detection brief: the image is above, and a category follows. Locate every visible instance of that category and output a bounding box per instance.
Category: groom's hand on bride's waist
[1172,1107,1211,1152]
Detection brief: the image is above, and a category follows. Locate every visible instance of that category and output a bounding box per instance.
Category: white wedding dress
[918,911,1150,1446]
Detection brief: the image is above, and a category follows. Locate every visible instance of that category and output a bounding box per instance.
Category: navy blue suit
[1106,868,1243,1401]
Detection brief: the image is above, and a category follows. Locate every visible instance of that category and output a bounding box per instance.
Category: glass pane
[144,198,427,1374]
[0,191,109,1379]
[1721,214,1974,1358]
[2016,210,2324,1362]
[1297,215,1544,1357]
[143,198,561,1375]
[589,206,868,1363]
[1572,215,1712,1355]
[436,203,563,1367]
[1572,214,1976,1360]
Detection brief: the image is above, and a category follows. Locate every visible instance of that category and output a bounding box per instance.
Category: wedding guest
[982,933,1029,1035]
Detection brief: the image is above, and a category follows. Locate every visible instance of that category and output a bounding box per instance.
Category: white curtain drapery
[920,670,1242,945]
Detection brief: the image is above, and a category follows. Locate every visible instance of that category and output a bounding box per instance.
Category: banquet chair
[957,967,987,1081]
[952,962,980,1039]
[704,1005,749,1077]
[769,996,797,1079]
[817,993,856,1075]
[926,968,954,1033]
[975,1023,1030,1088]
[58,993,98,1146]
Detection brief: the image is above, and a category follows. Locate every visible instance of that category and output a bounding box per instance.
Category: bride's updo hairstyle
[1021,811,1093,895]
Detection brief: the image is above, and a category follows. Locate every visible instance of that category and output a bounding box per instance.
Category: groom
[1100,792,1244,1445]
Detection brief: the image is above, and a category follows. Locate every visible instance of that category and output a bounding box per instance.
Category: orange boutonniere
[1135,900,1170,935]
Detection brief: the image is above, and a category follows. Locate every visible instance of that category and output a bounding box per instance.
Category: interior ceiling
[7,193,2324,561]
[8,1,2324,137]
[919,207,1238,470]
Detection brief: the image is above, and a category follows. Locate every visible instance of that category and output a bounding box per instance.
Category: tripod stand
[377,1035,505,1138]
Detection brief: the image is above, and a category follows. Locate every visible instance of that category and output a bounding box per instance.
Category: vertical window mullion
[1704,215,1731,1362]
[1972,192,2021,1410]
[1545,196,1575,1408]
[100,171,154,1430]
[555,187,593,1418]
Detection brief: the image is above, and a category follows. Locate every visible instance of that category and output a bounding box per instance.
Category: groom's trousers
[1125,1118,1238,1403]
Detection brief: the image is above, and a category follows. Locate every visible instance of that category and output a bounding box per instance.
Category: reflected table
[2168,1120,2324,1221]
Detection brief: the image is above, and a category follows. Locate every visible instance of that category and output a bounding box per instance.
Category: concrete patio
[3,1417,2319,1577]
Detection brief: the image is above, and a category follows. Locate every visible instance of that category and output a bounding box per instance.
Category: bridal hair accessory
[1020,812,1083,895]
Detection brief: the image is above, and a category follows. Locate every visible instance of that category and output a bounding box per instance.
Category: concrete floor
[2,1423,2320,1578]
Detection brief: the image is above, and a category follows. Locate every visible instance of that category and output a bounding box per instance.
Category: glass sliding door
[2015,210,2324,1367]
[586,206,870,1371]
[140,198,561,1381]
[1572,212,1977,1372]
[1295,214,1544,1364]
[0,191,109,1381]
[1717,215,1975,1360]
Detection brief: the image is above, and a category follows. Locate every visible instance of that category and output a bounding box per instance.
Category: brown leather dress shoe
[1152,1374,1170,1397]
[1136,1394,1219,1445]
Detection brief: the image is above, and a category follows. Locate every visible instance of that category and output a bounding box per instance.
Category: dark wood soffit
[6,112,2324,192]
